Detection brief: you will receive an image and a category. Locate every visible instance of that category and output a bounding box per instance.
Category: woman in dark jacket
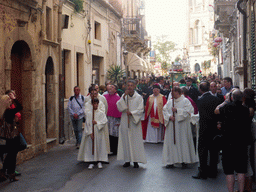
[0,92,23,182]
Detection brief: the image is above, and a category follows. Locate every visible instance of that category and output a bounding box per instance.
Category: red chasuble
[142,94,167,140]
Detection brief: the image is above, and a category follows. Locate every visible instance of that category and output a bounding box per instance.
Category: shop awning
[127,52,144,72]
[142,59,148,72]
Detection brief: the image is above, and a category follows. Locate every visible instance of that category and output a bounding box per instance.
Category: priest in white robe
[117,80,147,168]
[78,98,108,169]
[162,86,198,168]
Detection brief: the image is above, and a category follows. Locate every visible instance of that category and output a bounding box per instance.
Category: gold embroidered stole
[146,94,164,126]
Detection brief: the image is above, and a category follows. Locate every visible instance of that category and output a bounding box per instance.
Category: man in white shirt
[68,86,85,148]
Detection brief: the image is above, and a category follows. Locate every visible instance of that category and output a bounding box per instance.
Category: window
[95,21,101,40]
[195,63,200,72]
[190,28,194,44]
[46,7,52,40]
[195,20,200,44]
[76,53,83,87]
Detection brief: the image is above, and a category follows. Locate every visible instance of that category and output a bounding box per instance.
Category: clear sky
[145,0,188,48]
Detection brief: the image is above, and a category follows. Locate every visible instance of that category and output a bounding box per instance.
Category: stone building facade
[89,0,122,86]
[0,0,61,163]
[0,0,151,164]
[60,0,122,141]
[186,0,217,75]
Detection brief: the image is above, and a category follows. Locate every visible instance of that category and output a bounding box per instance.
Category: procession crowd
[66,73,255,192]
[0,73,255,192]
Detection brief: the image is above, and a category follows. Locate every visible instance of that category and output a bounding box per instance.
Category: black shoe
[123,162,130,167]
[133,162,139,168]
[166,164,175,169]
[192,171,207,180]
[181,163,187,169]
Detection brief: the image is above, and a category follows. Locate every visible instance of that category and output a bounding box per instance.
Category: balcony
[16,0,38,8]
[214,0,236,37]
[122,17,149,53]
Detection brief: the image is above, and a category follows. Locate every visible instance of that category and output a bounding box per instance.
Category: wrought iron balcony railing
[122,17,145,41]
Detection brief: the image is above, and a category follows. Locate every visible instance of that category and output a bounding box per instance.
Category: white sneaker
[97,162,103,169]
[88,164,94,169]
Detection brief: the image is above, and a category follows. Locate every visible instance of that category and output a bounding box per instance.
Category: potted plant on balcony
[70,0,84,13]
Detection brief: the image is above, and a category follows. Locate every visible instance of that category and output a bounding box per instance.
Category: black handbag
[0,118,19,139]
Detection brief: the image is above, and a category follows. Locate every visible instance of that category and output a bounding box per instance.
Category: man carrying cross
[162,86,198,168]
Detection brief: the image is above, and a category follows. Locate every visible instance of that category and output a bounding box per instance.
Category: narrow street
[0,138,228,192]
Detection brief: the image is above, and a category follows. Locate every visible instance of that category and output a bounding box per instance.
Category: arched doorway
[195,63,200,72]
[45,57,56,139]
[11,40,32,142]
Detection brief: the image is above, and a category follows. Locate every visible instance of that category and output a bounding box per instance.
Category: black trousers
[198,137,219,176]
[2,137,19,174]
[109,135,118,155]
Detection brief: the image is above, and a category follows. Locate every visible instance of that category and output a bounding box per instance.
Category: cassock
[162,95,198,165]
[143,93,167,142]
[85,101,110,154]
[116,91,147,164]
[77,109,108,162]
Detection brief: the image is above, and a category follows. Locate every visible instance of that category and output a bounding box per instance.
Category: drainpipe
[58,0,66,144]
[237,0,248,88]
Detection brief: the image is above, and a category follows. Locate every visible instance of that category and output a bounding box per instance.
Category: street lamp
[123,50,128,80]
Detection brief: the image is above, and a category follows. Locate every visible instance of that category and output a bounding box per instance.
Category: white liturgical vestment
[78,109,108,162]
[162,95,198,165]
[116,91,147,164]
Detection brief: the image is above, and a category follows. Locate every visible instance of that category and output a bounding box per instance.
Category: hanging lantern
[214,37,223,43]
[213,42,219,47]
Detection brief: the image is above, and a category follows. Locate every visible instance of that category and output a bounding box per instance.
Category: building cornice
[99,0,122,18]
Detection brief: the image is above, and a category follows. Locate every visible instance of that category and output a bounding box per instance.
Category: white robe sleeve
[95,111,108,131]
[130,95,144,125]
[98,102,106,114]
[176,99,194,122]
[84,112,93,136]
[100,96,108,115]
[163,100,173,127]
[84,95,90,104]
[116,94,128,112]
[84,100,91,113]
